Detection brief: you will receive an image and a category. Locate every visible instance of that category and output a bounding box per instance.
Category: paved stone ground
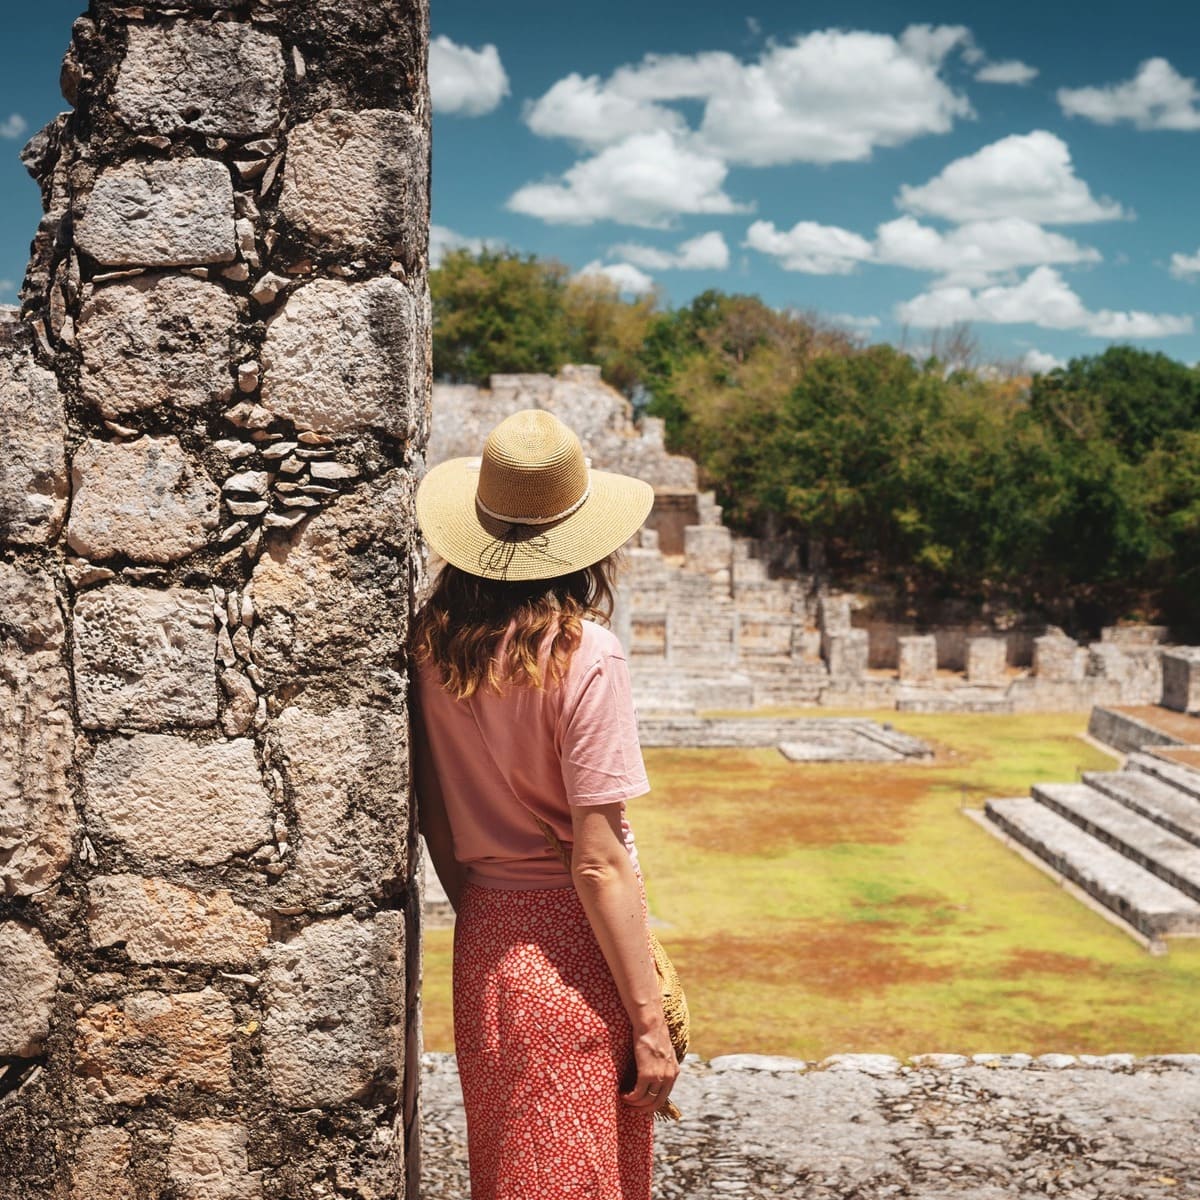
[420,1051,1200,1199]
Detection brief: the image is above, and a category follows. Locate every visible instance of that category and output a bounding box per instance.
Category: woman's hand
[620,1019,680,1113]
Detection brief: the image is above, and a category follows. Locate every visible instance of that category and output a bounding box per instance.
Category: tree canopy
[429,249,1200,637]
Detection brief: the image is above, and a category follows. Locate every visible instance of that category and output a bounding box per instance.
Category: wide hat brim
[416,457,654,581]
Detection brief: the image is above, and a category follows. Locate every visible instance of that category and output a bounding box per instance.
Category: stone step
[984,797,1200,937]
[1082,770,1200,848]
[1127,752,1200,802]
[1031,782,1200,904]
[1087,706,1183,755]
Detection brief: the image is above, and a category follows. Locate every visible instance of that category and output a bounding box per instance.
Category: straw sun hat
[416,409,654,581]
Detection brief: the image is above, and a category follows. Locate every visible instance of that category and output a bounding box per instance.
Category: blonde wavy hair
[411,552,621,700]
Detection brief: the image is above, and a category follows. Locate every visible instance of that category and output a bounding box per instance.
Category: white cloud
[429,224,506,268]
[522,25,975,168]
[975,60,1038,85]
[874,216,1100,285]
[897,131,1126,225]
[575,260,656,296]
[1022,349,1066,373]
[1170,248,1200,279]
[1058,58,1200,131]
[828,313,882,333]
[896,266,1192,338]
[610,231,730,271]
[743,220,873,274]
[746,214,1100,285]
[0,114,28,140]
[507,131,747,228]
[429,36,509,117]
[0,279,15,296]
[523,73,685,149]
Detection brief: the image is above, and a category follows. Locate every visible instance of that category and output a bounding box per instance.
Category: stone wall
[0,3,429,1197]
[431,370,1192,715]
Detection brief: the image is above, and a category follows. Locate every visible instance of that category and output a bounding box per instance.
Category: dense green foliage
[430,250,1200,635]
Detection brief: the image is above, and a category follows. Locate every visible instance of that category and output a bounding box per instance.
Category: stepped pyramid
[980,676,1200,950]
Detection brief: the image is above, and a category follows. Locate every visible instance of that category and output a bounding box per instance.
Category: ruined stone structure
[431,369,1194,716]
[0,3,429,1196]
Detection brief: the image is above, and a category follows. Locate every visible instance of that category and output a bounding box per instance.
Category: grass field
[419,710,1200,1060]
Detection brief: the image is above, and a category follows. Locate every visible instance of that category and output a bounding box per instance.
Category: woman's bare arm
[570,801,678,1113]
[411,695,467,911]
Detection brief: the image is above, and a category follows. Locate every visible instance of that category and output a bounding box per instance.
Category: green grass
[421,710,1200,1060]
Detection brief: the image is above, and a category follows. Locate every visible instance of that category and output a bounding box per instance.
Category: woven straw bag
[534,815,690,1121]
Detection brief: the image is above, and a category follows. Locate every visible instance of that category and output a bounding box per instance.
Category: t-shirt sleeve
[559,649,651,805]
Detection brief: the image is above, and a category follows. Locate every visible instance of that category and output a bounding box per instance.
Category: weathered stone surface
[250,470,412,694]
[0,562,76,897]
[82,735,272,867]
[73,585,217,729]
[261,911,405,1107]
[423,1052,1200,1200]
[114,23,284,138]
[270,706,407,904]
[0,330,67,545]
[75,158,236,268]
[167,1119,263,1200]
[898,635,937,684]
[0,922,60,1056]
[259,276,418,437]
[1034,634,1086,682]
[75,987,234,1104]
[72,1127,135,1200]
[68,436,221,562]
[1161,648,1200,715]
[278,109,427,260]
[826,628,869,680]
[88,874,270,965]
[966,636,1008,685]
[77,274,237,416]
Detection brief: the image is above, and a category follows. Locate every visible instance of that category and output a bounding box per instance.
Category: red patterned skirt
[453,882,654,1200]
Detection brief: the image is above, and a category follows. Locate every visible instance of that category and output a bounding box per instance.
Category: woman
[410,408,678,1200]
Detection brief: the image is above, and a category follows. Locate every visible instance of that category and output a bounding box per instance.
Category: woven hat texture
[416,409,654,581]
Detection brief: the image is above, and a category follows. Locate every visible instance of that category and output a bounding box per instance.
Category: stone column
[897,635,937,684]
[0,2,429,1197]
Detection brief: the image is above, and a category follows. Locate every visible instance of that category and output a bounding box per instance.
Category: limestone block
[1161,648,1200,714]
[683,525,732,575]
[73,585,217,729]
[278,109,427,260]
[0,563,76,897]
[77,274,237,417]
[0,922,60,1056]
[966,636,1008,685]
[1033,634,1085,682]
[250,471,412,689]
[75,158,236,268]
[0,337,67,544]
[88,874,270,965]
[826,629,869,680]
[269,706,407,904]
[168,1119,263,1200]
[68,436,220,562]
[261,911,405,1107]
[72,1127,135,1200]
[115,23,284,138]
[75,987,235,1104]
[82,735,272,867]
[898,635,937,683]
[259,276,418,437]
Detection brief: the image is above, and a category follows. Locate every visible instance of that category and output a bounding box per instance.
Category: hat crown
[477,410,589,522]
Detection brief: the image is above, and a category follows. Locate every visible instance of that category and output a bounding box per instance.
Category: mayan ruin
[1,1,429,1195]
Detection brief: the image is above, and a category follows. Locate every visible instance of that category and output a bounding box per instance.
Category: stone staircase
[983,751,1200,943]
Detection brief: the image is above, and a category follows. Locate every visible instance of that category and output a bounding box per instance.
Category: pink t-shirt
[412,618,650,889]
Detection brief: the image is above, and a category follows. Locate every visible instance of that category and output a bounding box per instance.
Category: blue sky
[3,2,1200,370]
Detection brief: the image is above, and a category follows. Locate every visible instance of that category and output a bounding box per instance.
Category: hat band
[475,483,592,527]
